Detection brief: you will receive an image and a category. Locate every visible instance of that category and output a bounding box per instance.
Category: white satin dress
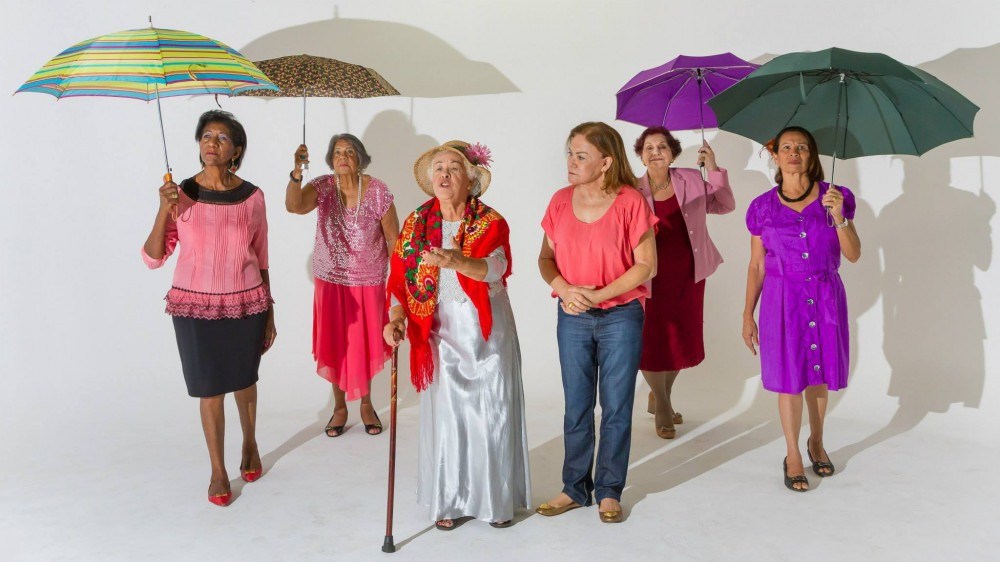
[417,220,531,523]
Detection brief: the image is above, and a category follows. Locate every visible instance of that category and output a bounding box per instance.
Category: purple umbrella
[616,53,758,140]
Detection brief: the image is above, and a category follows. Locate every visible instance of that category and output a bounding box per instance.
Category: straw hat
[412,140,493,197]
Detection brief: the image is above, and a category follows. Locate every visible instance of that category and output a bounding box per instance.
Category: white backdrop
[2,1,999,560]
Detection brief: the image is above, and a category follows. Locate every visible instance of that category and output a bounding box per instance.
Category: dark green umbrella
[707,47,979,164]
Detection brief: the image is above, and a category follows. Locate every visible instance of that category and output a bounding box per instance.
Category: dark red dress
[640,195,706,371]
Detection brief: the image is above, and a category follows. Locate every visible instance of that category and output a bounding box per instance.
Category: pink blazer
[636,167,735,283]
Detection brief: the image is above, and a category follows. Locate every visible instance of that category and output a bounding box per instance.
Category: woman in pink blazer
[634,127,735,439]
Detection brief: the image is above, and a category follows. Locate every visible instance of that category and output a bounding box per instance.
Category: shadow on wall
[239,14,519,98]
[835,44,997,464]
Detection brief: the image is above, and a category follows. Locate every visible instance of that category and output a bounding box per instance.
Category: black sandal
[364,411,383,436]
[807,447,836,477]
[783,457,809,492]
[324,413,346,438]
[489,520,512,528]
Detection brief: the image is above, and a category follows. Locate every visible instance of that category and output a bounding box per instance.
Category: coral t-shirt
[541,185,658,309]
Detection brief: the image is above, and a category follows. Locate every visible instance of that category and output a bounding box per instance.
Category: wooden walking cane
[382,344,400,553]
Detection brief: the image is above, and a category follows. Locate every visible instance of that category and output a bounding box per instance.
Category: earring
[229,158,238,174]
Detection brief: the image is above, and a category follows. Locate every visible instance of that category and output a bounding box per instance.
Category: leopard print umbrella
[238,54,399,98]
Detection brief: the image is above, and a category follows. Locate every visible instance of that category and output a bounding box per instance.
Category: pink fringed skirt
[313,278,391,400]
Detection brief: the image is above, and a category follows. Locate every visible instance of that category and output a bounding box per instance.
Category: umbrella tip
[148,15,153,28]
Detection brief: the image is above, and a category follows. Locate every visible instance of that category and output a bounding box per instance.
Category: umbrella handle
[163,172,179,221]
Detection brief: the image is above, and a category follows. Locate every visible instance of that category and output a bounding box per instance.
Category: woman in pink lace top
[142,110,276,507]
[287,134,400,437]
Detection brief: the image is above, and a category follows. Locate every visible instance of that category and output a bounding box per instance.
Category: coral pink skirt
[313,278,391,400]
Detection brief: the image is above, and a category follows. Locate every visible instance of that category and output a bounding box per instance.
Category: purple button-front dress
[746,182,856,394]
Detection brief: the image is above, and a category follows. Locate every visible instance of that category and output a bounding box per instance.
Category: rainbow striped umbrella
[15,25,277,180]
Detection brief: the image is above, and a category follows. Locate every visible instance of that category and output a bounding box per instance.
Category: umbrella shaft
[154,83,171,176]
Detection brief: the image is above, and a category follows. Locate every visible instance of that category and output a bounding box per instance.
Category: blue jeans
[556,299,644,505]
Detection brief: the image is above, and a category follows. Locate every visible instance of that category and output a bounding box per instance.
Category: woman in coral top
[142,110,276,507]
[536,122,658,523]
[286,135,399,437]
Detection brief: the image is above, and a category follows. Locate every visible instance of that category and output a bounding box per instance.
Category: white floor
[3,364,997,562]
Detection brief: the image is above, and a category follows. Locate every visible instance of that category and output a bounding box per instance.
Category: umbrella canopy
[616,53,758,133]
[15,27,277,100]
[237,54,399,98]
[706,47,979,159]
[15,26,278,179]
[237,54,399,160]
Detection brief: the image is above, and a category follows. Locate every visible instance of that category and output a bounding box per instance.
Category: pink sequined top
[311,175,394,286]
[141,179,272,320]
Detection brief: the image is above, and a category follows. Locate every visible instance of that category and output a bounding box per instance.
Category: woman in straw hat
[383,141,530,530]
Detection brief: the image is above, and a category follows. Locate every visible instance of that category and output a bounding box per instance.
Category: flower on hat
[463,143,493,169]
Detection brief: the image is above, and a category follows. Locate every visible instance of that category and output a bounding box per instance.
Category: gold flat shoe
[656,426,676,439]
[535,502,581,517]
[646,393,683,424]
[599,510,623,523]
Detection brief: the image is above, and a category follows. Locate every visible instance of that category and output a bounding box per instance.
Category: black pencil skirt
[172,312,267,397]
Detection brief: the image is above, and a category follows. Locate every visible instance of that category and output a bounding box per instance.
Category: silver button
[813,365,821,371]
[807,299,814,305]
[810,344,818,350]
[806,277,812,281]
[797,216,804,222]
[799,232,807,238]
[809,321,816,328]
[689,230,694,235]
[801,252,809,259]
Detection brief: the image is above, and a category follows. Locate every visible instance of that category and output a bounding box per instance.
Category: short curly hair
[195,110,247,169]
[633,126,682,160]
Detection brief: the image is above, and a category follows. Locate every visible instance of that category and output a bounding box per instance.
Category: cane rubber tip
[381,536,396,553]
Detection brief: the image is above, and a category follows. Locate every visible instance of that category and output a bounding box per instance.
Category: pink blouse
[141,180,271,320]
[541,185,659,309]
[311,175,394,287]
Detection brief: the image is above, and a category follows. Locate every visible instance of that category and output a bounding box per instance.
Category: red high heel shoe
[241,466,263,483]
[208,491,233,507]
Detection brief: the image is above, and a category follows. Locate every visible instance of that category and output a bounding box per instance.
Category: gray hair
[425,148,482,196]
[325,133,371,170]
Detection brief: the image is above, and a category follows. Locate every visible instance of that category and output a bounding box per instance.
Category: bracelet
[835,216,849,229]
[289,170,302,183]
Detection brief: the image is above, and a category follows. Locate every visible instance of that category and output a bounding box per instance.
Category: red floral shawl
[387,196,512,391]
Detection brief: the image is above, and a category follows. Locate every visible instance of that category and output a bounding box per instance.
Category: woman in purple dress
[742,126,861,492]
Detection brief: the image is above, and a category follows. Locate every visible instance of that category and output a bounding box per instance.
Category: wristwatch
[835,216,849,229]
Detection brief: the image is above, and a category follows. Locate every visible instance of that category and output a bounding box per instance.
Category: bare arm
[538,234,595,312]
[381,202,400,258]
[742,236,766,355]
[420,248,489,281]
[285,144,318,214]
[260,269,276,353]
[823,186,861,262]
